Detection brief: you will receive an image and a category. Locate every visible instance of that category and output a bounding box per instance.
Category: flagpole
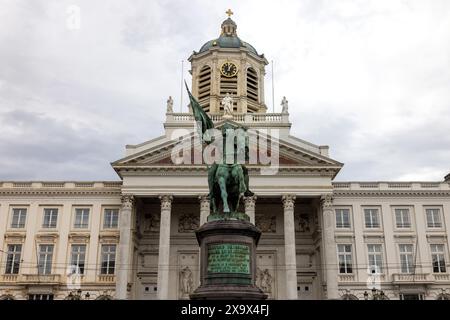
[180,60,184,112]
[271,60,275,113]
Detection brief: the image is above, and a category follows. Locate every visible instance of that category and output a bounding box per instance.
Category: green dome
[199,36,258,55]
[198,17,259,55]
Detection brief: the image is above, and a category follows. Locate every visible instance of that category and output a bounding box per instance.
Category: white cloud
[0,0,449,181]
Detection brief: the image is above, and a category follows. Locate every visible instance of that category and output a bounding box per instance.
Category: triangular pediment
[112,128,343,177]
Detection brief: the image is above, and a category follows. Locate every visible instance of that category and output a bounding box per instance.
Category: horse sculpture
[210,162,247,214]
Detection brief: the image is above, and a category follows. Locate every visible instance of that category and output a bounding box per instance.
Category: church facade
[1,14,450,300]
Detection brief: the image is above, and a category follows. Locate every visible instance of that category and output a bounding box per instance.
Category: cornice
[99,233,120,243]
[4,232,26,242]
[333,190,450,197]
[115,165,341,177]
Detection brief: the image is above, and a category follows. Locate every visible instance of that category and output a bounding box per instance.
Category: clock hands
[221,63,236,76]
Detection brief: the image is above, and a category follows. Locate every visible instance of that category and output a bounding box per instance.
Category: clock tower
[188,10,269,114]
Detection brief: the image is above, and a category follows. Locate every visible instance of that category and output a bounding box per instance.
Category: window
[431,244,446,273]
[5,244,22,274]
[74,208,89,228]
[11,208,27,228]
[364,208,380,228]
[246,67,259,108]
[103,209,119,229]
[335,209,351,228]
[70,245,86,275]
[367,244,383,273]
[197,65,211,112]
[399,244,414,273]
[337,244,353,274]
[28,294,54,300]
[42,208,58,228]
[38,244,54,275]
[426,208,442,228]
[395,209,411,228]
[101,245,116,275]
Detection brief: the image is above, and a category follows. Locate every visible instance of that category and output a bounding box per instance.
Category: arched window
[96,294,113,300]
[198,65,211,112]
[246,67,258,112]
[0,294,15,300]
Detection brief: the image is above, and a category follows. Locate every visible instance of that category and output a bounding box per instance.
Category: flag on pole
[184,81,214,142]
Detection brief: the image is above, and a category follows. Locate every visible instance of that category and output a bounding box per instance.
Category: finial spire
[221,10,237,36]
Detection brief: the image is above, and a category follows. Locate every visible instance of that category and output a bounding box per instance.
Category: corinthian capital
[244,195,257,210]
[121,195,134,210]
[159,195,173,210]
[320,194,333,209]
[282,195,296,210]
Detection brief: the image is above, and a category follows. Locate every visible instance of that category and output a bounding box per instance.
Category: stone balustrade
[21,274,61,284]
[392,273,433,284]
[166,112,289,125]
[338,274,356,282]
[333,181,450,191]
[98,275,116,283]
[0,181,122,190]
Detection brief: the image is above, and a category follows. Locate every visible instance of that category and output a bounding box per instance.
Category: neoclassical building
[1,14,450,301]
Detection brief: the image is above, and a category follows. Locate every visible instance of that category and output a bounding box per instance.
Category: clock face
[220,62,238,77]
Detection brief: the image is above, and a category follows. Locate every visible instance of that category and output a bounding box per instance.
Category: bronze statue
[185,83,253,218]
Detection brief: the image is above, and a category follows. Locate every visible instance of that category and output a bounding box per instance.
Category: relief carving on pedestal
[144,213,160,233]
[295,213,311,233]
[255,214,276,233]
[178,214,199,233]
[256,268,273,294]
[179,266,194,297]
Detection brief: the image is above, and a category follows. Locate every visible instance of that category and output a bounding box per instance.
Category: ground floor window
[400,293,423,300]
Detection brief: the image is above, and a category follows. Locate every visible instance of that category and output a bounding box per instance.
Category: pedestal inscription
[190,220,267,299]
[207,244,250,274]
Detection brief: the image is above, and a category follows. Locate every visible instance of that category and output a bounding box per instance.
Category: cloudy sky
[0,0,449,181]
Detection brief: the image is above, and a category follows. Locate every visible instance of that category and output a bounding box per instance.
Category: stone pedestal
[190,219,267,300]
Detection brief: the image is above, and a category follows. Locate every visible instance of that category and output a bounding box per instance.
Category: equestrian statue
[185,83,253,220]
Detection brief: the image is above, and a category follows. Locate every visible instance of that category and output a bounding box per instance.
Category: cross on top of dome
[221,10,237,36]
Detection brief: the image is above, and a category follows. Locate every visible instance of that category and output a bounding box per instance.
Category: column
[199,195,209,226]
[282,195,297,299]
[320,194,339,299]
[413,203,431,274]
[157,195,173,300]
[244,195,257,224]
[352,202,366,284]
[116,195,134,299]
